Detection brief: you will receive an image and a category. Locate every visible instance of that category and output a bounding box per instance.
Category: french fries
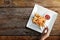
[32,13,46,27]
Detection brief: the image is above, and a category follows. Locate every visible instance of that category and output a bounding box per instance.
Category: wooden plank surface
[0,8,41,36]
[0,0,60,7]
[0,8,60,35]
[11,0,60,7]
[0,0,4,7]
[0,36,59,40]
[0,0,60,36]
[0,0,60,40]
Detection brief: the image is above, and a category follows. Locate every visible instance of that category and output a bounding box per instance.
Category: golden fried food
[32,13,46,27]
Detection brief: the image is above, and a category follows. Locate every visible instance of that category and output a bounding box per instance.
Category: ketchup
[45,14,50,20]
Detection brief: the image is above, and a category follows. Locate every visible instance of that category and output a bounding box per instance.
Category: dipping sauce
[45,14,50,20]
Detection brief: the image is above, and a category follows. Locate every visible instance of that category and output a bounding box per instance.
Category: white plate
[26,4,58,34]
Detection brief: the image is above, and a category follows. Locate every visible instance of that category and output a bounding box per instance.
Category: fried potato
[32,13,46,27]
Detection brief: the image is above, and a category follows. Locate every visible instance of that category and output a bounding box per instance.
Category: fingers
[42,27,48,34]
[41,27,50,40]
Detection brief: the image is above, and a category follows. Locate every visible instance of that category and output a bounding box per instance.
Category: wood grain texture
[0,0,60,40]
[0,0,60,36]
[0,36,59,40]
[0,0,60,7]
[0,8,59,35]
[11,0,60,7]
[0,0,4,7]
[0,8,41,36]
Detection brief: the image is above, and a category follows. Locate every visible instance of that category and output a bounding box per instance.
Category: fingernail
[44,30,47,33]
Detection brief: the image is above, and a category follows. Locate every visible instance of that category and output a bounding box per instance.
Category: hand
[40,27,50,40]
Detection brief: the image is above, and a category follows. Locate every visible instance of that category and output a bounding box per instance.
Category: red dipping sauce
[45,14,50,20]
